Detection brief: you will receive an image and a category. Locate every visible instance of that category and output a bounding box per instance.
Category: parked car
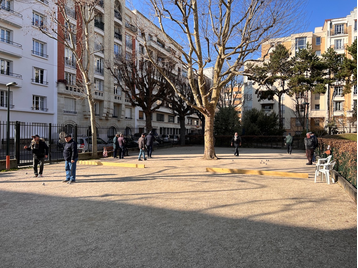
[161,135,170,143]
[77,137,108,152]
[169,135,179,144]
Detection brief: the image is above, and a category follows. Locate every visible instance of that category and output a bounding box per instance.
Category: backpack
[306,138,314,149]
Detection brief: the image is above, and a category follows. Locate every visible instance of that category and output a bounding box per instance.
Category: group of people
[25,134,78,184]
[112,131,154,161]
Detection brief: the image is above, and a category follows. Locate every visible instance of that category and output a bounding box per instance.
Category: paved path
[0,147,356,268]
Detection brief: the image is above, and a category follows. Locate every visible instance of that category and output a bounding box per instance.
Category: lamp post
[5,82,17,170]
[303,101,309,133]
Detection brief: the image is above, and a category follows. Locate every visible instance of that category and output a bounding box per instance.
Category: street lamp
[303,101,309,133]
[5,82,17,170]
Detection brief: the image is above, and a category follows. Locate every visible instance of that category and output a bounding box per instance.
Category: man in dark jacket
[137,133,147,161]
[24,134,48,177]
[118,133,126,159]
[231,132,242,156]
[304,132,315,165]
[146,131,154,158]
[63,134,78,184]
[113,133,119,158]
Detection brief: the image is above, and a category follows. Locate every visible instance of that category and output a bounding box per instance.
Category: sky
[129,0,357,33]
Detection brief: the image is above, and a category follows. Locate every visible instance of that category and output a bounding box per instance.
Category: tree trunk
[179,116,186,146]
[203,114,217,159]
[87,90,97,158]
[145,111,153,133]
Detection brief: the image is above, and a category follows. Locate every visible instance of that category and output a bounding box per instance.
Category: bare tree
[109,55,174,132]
[39,0,101,156]
[146,0,305,159]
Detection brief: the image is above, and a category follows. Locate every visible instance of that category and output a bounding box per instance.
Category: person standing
[231,132,242,156]
[285,133,293,154]
[113,133,119,158]
[24,135,48,177]
[304,132,315,165]
[310,132,318,163]
[63,134,78,184]
[137,133,147,161]
[146,131,154,158]
[118,133,126,159]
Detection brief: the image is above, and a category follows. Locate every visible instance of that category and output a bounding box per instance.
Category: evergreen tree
[214,106,241,135]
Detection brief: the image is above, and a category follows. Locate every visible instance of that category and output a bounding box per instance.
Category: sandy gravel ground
[0,146,356,268]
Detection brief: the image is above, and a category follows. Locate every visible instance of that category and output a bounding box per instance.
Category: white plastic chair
[316,155,332,167]
[314,161,336,184]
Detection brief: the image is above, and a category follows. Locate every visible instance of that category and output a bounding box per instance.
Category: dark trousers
[234,145,239,156]
[147,145,153,157]
[287,144,292,154]
[113,147,118,158]
[119,146,124,159]
[306,149,314,164]
[33,155,45,175]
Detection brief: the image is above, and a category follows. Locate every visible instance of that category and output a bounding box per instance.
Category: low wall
[333,171,357,204]
[0,159,18,170]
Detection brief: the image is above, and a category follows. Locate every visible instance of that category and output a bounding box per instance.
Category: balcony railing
[32,50,48,58]
[125,22,137,33]
[38,0,49,5]
[114,10,122,21]
[0,5,23,17]
[64,57,76,68]
[94,43,104,53]
[95,67,104,75]
[63,110,77,114]
[98,0,104,8]
[0,38,22,47]
[31,106,48,112]
[94,20,104,31]
[0,70,22,79]
[31,78,48,85]
[331,29,348,35]
[114,32,122,41]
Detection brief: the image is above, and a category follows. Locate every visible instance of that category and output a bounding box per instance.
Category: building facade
[0,0,58,127]
[243,7,357,134]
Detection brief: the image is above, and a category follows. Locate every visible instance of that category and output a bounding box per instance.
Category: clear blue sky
[130,0,357,33]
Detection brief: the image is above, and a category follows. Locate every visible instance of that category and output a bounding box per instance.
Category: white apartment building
[0,0,58,125]
[243,7,357,134]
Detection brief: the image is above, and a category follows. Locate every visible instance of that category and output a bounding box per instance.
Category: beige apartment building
[243,7,357,134]
[56,0,200,140]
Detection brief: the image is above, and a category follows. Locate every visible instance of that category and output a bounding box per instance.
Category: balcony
[63,110,77,114]
[0,38,22,57]
[64,57,76,69]
[114,10,122,21]
[94,20,104,31]
[114,32,122,41]
[94,67,104,76]
[310,110,326,118]
[0,7,23,28]
[147,40,170,56]
[94,43,104,53]
[32,50,48,59]
[330,29,348,36]
[0,71,22,87]
[31,106,48,112]
[125,22,137,33]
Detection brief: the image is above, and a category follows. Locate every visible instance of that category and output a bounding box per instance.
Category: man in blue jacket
[63,134,78,184]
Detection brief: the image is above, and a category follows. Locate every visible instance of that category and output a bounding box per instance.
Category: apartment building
[0,0,57,126]
[243,7,357,134]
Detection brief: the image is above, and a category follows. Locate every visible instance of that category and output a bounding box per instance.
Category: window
[157,39,165,48]
[334,101,343,111]
[334,39,343,50]
[125,34,132,49]
[94,101,100,116]
[64,98,76,114]
[65,48,76,68]
[114,25,121,40]
[94,57,104,75]
[94,14,104,30]
[334,24,344,35]
[32,39,47,58]
[315,94,320,100]
[114,44,121,56]
[315,50,321,56]
[65,72,76,85]
[33,67,46,84]
[125,107,132,119]
[353,85,357,95]
[188,118,193,125]
[334,86,343,96]
[316,37,321,46]
[113,104,120,118]
[139,44,145,54]
[314,119,320,126]
[114,85,121,95]
[355,20,357,31]
[32,12,45,29]
[295,119,302,127]
[32,95,47,111]
[314,104,320,110]
[0,90,13,108]
[139,111,144,119]
[125,52,132,61]
[156,113,164,121]
[1,0,11,10]
[168,115,174,122]
[0,28,11,43]
[295,37,306,51]
[94,79,104,91]
[0,59,10,75]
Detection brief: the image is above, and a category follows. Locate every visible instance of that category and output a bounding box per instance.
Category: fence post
[48,123,52,164]
[15,121,20,166]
